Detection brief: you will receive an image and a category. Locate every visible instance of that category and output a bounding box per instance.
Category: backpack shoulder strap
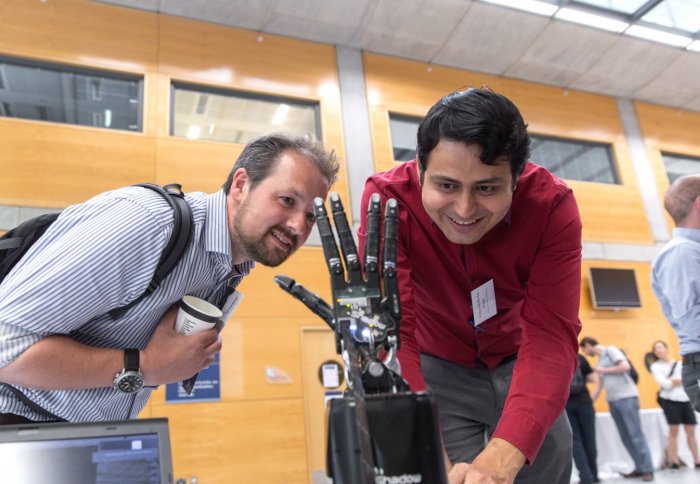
[668,361,678,378]
[0,212,61,282]
[108,183,193,320]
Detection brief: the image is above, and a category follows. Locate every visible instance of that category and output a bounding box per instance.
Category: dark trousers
[421,354,572,484]
[566,398,598,484]
[682,353,700,412]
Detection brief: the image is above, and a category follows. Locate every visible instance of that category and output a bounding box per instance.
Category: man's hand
[448,462,470,484]
[454,438,526,484]
[140,306,222,386]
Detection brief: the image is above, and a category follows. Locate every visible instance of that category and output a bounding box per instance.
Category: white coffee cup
[175,295,223,335]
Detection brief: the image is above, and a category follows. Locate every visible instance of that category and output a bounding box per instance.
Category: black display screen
[588,267,641,309]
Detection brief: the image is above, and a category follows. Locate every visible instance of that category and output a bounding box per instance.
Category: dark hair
[416,87,530,184]
[579,336,598,348]
[222,133,339,194]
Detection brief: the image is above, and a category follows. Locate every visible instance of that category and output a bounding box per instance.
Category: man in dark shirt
[358,88,582,482]
[567,353,600,484]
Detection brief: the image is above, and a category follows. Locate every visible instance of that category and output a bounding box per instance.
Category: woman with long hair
[649,340,700,469]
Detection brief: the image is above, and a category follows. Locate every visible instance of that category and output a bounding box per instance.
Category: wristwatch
[113,348,144,393]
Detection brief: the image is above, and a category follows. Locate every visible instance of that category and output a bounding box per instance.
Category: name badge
[219,290,244,330]
[470,279,497,326]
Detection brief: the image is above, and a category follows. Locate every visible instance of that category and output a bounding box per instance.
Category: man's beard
[233,206,297,267]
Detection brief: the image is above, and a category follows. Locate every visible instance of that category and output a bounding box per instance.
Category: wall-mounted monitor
[0,418,173,484]
[588,267,641,310]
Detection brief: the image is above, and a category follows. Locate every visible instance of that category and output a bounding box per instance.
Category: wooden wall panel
[0,0,158,72]
[300,327,342,479]
[147,399,308,483]
[363,53,652,244]
[155,138,242,194]
[0,118,156,207]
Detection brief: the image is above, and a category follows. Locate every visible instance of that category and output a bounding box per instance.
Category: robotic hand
[276,192,407,395]
[276,193,446,484]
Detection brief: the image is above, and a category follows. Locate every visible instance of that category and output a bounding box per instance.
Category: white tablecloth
[572,408,700,480]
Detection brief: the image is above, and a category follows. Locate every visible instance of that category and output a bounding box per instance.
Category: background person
[580,337,654,481]
[568,352,600,484]
[649,340,700,469]
[652,174,700,413]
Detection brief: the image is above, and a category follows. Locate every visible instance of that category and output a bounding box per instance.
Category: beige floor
[595,466,699,483]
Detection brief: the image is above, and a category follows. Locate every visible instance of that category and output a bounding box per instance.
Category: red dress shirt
[358,160,582,463]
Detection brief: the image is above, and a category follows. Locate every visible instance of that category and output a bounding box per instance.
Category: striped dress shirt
[0,187,253,421]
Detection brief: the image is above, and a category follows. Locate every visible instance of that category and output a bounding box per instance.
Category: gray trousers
[421,353,572,484]
[607,397,653,474]
[682,354,700,413]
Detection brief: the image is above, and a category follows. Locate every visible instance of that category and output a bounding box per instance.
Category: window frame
[169,81,323,144]
[529,132,621,185]
[0,54,144,132]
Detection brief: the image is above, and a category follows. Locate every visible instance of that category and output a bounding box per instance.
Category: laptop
[0,417,173,484]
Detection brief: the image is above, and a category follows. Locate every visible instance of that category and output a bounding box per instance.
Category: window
[171,83,320,144]
[530,134,619,184]
[661,152,700,183]
[0,56,142,131]
[389,113,421,162]
[642,0,700,34]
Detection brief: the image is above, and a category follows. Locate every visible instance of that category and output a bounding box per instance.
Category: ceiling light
[555,7,629,33]
[271,104,290,126]
[481,0,558,17]
[625,25,693,48]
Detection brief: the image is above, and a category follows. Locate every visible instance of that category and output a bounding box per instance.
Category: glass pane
[389,114,421,162]
[0,56,142,131]
[572,0,650,15]
[171,84,320,144]
[642,0,700,34]
[661,152,700,183]
[530,135,619,184]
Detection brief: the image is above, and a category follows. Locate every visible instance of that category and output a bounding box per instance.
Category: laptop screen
[0,418,173,484]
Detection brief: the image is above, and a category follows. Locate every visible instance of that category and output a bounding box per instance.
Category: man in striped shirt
[0,133,339,424]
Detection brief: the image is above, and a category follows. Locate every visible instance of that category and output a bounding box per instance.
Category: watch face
[116,372,144,393]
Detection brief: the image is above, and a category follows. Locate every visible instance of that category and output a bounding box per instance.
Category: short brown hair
[222,133,339,194]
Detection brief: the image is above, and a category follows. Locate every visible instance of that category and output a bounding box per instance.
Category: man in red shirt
[358,88,582,483]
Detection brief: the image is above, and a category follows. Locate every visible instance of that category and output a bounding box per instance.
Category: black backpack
[0,183,192,319]
[619,349,639,385]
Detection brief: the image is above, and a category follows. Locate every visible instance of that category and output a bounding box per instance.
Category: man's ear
[229,168,250,203]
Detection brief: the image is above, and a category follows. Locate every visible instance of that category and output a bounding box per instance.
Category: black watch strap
[124,348,140,371]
